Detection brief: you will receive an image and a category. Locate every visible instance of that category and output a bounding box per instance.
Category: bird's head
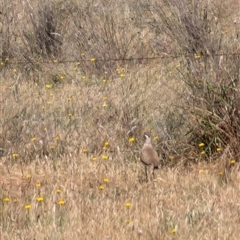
[144,133,152,144]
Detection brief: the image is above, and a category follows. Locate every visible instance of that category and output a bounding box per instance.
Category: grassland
[1,0,240,239]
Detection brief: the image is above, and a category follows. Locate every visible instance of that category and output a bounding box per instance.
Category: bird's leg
[145,166,148,182]
[152,166,156,180]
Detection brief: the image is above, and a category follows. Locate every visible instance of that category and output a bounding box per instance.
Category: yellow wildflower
[45,84,52,89]
[230,159,235,165]
[103,141,110,150]
[102,154,108,160]
[102,102,107,108]
[26,174,31,179]
[3,197,10,203]
[90,58,96,62]
[37,196,44,202]
[25,204,31,209]
[125,202,131,208]
[58,200,65,205]
[36,183,41,188]
[198,142,205,147]
[12,153,18,158]
[126,219,131,224]
[194,54,201,59]
[99,185,104,191]
[153,136,159,141]
[82,148,88,154]
[216,147,221,152]
[50,145,55,150]
[56,189,61,194]
[103,178,109,183]
[129,137,135,143]
[200,150,205,155]
[92,156,97,161]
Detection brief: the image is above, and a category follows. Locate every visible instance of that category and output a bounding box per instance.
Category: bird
[140,133,160,181]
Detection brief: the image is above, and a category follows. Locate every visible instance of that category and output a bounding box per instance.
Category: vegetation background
[1,0,240,239]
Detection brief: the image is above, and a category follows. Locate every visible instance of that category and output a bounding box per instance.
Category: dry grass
[2,158,240,239]
[1,0,240,239]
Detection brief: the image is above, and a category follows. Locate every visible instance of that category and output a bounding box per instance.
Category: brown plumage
[140,133,160,180]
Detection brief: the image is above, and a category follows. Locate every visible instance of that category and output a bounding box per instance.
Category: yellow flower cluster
[129,136,135,143]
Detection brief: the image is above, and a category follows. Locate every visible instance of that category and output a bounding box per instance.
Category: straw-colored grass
[2,157,240,239]
[1,59,240,239]
[1,0,240,239]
